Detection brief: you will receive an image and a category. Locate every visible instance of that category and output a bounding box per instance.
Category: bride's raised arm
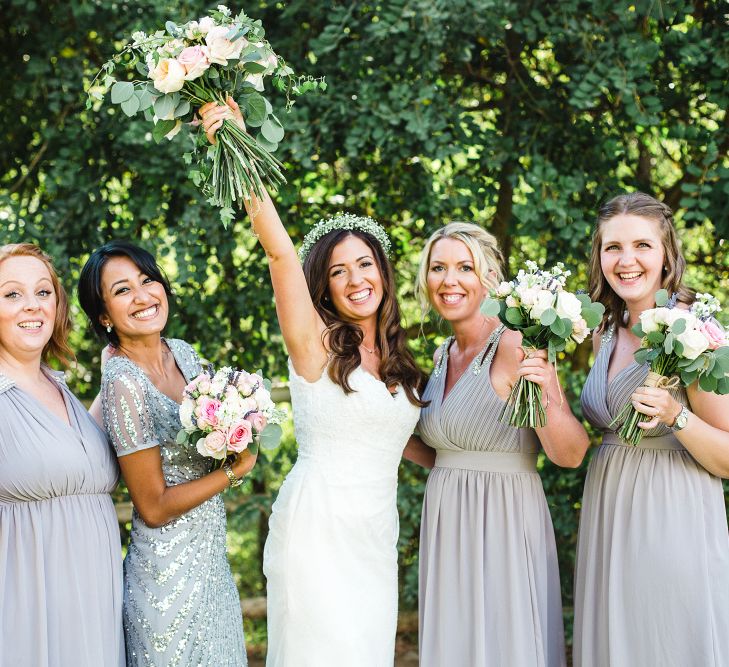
[201,98,327,380]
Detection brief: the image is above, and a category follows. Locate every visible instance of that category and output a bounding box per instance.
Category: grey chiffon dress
[101,339,246,667]
[0,368,124,667]
[575,325,729,666]
[418,328,566,667]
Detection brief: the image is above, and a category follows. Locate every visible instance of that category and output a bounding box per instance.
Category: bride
[202,99,429,666]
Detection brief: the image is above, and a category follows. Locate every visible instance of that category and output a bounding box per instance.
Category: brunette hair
[0,243,74,367]
[415,221,505,317]
[77,241,173,347]
[302,229,426,406]
[589,192,694,330]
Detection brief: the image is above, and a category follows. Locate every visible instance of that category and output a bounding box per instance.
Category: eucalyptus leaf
[174,99,190,118]
[481,299,501,317]
[120,95,140,116]
[110,81,135,104]
[136,90,154,111]
[256,135,279,152]
[540,309,557,326]
[175,430,188,445]
[655,289,669,306]
[154,94,176,120]
[261,118,284,143]
[505,307,524,326]
[152,119,177,143]
[259,423,283,450]
[670,318,686,335]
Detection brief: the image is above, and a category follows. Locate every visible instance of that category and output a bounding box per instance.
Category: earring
[106,324,113,333]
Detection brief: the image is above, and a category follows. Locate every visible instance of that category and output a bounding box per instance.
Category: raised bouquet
[612,290,729,445]
[482,261,604,428]
[87,4,325,226]
[176,366,287,464]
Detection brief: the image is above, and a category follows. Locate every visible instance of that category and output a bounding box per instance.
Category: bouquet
[176,366,287,464]
[612,290,729,445]
[87,5,326,226]
[482,261,604,428]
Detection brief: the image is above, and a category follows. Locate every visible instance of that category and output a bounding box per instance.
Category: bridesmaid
[78,241,255,667]
[414,222,589,667]
[574,192,729,666]
[0,243,124,666]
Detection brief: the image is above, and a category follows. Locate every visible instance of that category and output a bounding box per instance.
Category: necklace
[360,343,376,354]
[432,324,505,378]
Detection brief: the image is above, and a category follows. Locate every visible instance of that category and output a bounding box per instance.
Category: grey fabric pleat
[418,329,566,667]
[575,325,729,667]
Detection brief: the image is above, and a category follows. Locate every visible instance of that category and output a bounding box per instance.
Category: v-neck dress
[0,368,124,667]
[417,329,566,667]
[574,325,729,666]
[101,339,246,667]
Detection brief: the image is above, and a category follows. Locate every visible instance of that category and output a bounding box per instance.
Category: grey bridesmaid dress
[575,325,729,666]
[418,327,566,667]
[0,368,124,667]
[101,339,246,667]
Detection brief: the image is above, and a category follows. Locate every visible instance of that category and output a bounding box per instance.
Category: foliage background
[2,0,728,652]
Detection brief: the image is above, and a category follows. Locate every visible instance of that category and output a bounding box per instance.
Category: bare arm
[200,99,327,380]
[119,447,256,528]
[402,435,436,468]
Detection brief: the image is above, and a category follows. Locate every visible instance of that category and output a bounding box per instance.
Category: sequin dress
[0,368,124,667]
[101,339,246,667]
[574,325,729,666]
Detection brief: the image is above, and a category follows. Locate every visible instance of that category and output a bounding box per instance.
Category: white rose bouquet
[176,366,287,469]
[482,261,604,428]
[87,5,326,226]
[612,290,729,445]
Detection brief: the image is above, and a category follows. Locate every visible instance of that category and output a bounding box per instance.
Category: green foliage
[1,0,728,650]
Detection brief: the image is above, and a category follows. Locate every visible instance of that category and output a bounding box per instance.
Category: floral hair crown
[298,212,392,261]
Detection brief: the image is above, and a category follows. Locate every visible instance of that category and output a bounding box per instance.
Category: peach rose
[150,58,186,94]
[197,431,228,459]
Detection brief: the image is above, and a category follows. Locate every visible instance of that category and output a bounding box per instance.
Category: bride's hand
[199,96,246,145]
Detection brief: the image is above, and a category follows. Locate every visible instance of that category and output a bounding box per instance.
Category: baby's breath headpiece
[298,212,392,261]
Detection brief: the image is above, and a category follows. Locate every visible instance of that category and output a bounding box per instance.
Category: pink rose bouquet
[176,365,287,468]
[87,5,326,227]
[612,290,729,445]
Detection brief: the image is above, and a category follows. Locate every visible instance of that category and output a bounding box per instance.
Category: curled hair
[302,229,426,406]
[415,221,505,317]
[0,243,74,367]
[589,192,694,331]
[78,241,173,347]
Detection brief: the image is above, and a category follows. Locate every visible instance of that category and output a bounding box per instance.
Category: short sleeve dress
[574,325,729,666]
[101,339,247,667]
[0,368,124,667]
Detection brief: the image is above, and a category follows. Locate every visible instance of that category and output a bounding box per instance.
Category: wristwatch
[671,405,690,432]
[223,462,244,487]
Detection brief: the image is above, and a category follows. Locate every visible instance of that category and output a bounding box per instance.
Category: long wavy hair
[0,243,75,367]
[302,229,426,406]
[589,192,694,331]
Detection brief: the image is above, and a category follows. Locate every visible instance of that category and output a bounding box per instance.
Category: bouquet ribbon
[643,371,681,390]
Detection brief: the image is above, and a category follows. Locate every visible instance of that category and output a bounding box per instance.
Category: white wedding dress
[263,360,420,667]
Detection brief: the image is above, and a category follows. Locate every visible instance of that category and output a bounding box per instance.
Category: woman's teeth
[132,305,158,319]
[618,272,642,281]
[441,294,463,304]
[349,289,371,303]
[18,321,42,329]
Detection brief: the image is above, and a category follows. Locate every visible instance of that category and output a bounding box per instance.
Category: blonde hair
[588,192,694,330]
[0,243,74,367]
[416,222,505,316]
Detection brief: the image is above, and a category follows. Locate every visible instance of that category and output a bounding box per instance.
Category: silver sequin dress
[101,339,247,667]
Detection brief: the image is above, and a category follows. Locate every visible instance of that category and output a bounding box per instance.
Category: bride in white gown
[201,99,432,667]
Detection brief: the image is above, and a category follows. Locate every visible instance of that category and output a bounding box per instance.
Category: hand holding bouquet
[613,290,729,445]
[176,366,287,466]
[482,261,604,428]
[87,5,325,226]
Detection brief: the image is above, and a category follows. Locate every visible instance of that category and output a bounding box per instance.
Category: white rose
[206,26,245,65]
[495,281,512,298]
[554,291,583,322]
[676,329,710,360]
[571,318,589,344]
[639,309,661,334]
[516,286,538,307]
[506,295,519,308]
[198,17,216,35]
[530,290,555,320]
[665,308,696,331]
[150,58,186,94]
[179,398,195,430]
[244,73,265,91]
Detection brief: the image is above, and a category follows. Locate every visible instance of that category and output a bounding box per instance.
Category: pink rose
[249,411,267,432]
[197,430,227,459]
[700,319,728,351]
[227,419,253,453]
[178,45,210,81]
[196,397,221,429]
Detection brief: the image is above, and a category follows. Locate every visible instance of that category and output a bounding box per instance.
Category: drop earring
[106,324,113,333]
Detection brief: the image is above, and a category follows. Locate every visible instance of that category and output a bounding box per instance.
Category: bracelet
[222,462,244,487]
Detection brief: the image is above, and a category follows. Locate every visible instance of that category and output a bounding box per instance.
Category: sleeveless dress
[263,360,420,667]
[0,368,124,667]
[575,325,729,666]
[418,328,566,667]
[101,339,247,667]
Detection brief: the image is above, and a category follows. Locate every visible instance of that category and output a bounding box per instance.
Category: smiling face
[599,214,665,311]
[426,237,490,324]
[0,256,58,363]
[100,255,169,343]
[326,235,384,325]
